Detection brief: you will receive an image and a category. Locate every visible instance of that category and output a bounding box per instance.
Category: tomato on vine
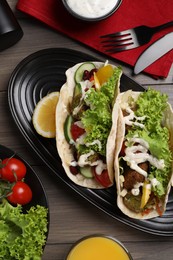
[0,158,27,182]
[7,181,32,205]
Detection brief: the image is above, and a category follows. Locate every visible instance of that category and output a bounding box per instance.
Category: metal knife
[134,32,173,74]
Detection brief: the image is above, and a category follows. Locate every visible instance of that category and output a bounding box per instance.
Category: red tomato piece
[93,168,112,188]
[89,75,94,82]
[141,208,152,216]
[1,158,27,182]
[71,123,85,141]
[89,68,97,78]
[120,141,126,157]
[7,181,32,205]
[84,87,89,92]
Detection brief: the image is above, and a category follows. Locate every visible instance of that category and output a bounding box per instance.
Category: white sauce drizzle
[73,103,83,116]
[78,150,95,167]
[150,178,160,188]
[70,160,78,167]
[86,140,102,151]
[146,183,152,190]
[74,121,85,128]
[76,133,87,145]
[123,138,165,178]
[130,137,149,149]
[77,150,107,175]
[131,188,140,196]
[95,160,107,175]
[124,107,146,128]
[131,182,143,196]
[66,0,119,19]
[134,182,143,189]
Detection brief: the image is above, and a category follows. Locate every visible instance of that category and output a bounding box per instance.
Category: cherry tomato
[1,158,27,182]
[71,123,85,141]
[93,168,112,188]
[7,181,32,205]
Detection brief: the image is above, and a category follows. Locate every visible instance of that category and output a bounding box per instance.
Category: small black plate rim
[7,48,173,236]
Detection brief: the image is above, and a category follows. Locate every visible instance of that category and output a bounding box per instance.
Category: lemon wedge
[32,92,59,138]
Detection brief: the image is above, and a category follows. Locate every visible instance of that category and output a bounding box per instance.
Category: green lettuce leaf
[0,199,48,260]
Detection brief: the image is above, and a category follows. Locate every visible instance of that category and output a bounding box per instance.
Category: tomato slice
[93,167,112,188]
[71,123,85,141]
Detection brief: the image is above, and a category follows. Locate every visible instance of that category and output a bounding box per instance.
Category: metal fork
[100,21,173,53]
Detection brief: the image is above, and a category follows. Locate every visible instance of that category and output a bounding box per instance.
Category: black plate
[0,144,49,239]
[8,48,173,236]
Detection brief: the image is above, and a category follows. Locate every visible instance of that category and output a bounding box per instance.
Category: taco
[56,61,122,188]
[114,89,173,219]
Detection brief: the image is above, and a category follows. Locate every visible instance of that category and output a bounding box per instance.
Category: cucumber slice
[75,62,96,83]
[79,166,93,178]
[71,83,82,110]
[64,115,73,143]
[74,83,82,96]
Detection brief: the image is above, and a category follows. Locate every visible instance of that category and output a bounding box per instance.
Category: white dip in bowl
[62,0,122,22]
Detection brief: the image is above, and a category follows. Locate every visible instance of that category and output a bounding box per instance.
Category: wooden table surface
[1,1,173,259]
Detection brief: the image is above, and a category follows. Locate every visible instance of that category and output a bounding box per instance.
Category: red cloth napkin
[16,0,173,78]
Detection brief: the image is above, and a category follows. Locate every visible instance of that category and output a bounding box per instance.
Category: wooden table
[1,1,173,259]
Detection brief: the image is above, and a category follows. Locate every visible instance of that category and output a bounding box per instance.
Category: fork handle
[154,21,173,32]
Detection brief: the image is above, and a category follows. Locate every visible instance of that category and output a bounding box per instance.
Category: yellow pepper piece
[94,72,101,90]
[140,181,151,209]
[95,64,114,86]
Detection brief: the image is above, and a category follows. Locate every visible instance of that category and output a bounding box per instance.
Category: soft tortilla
[113,90,173,219]
[56,62,121,188]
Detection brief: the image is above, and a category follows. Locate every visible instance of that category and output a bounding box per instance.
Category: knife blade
[134,32,173,74]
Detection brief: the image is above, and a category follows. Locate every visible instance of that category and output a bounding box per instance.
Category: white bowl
[62,0,122,22]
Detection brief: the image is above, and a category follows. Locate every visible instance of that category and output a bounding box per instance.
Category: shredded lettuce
[0,199,48,260]
[80,67,122,156]
[126,88,172,197]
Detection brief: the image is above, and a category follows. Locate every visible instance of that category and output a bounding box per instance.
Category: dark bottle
[0,0,23,51]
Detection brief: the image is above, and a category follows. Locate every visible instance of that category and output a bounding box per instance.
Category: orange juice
[66,236,132,260]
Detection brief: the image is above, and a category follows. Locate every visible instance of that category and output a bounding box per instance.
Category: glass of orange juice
[65,234,133,260]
